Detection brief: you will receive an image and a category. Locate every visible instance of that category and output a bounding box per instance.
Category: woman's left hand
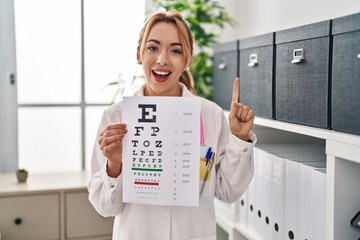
[228,77,255,141]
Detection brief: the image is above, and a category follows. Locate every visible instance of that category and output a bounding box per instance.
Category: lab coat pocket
[200,157,211,180]
[199,157,214,198]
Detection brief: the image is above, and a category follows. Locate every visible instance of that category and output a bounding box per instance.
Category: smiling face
[139,22,188,96]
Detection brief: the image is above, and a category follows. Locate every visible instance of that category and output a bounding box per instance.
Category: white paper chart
[122,96,200,206]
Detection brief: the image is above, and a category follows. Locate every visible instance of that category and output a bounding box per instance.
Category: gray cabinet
[0,194,60,239]
[331,12,360,135]
[275,21,331,128]
[213,40,239,110]
[65,191,113,239]
[239,33,274,119]
[0,172,113,240]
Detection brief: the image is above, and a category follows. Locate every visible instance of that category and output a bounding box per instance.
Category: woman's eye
[171,49,182,54]
[148,46,158,52]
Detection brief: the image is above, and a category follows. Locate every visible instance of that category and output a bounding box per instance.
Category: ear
[137,51,142,64]
[184,58,192,71]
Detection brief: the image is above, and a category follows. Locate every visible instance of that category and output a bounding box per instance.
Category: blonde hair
[137,10,197,95]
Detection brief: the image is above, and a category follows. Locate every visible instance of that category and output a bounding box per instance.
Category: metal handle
[291,48,304,64]
[14,217,22,225]
[10,73,15,85]
[248,53,258,67]
[218,57,227,70]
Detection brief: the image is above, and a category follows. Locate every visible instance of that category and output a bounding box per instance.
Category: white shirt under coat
[88,82,257,240]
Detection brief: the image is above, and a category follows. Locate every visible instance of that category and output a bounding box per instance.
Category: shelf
[326,140,360,164]
[253,117,360,147]
[225,110,360,149]
[233,223,257,240]
[221,111,360,240]
[252,116,360,164]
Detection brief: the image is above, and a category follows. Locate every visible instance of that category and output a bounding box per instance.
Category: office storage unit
[213,13,360,240]
[215,119,360,240]
[275,20,331,128]
[0,172,113,240]
[213,40,239,110]
[331,12,360,135]
[239,33,275,119]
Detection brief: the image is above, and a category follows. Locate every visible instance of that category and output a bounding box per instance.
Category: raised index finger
[232,77,240,104]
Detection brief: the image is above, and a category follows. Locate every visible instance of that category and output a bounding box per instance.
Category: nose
[156,50,169,65]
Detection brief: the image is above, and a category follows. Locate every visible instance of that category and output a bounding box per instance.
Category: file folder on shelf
[255,143,326,240]
[247,148,258,237]
[261,148,273,239]
[238,188,248,228]
[300,162,326,240]
[311,168,326,240]
[284,159,301,240]
[271,153,286,240]
[255,148,265,239]
[284,158,326,240]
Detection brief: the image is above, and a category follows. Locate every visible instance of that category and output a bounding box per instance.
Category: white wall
[219,0,360,41]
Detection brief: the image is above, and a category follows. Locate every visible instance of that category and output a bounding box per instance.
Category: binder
[255,148,265,239]
[261,148,273,239]
[311,168,326,240]
[270,153,286,240]
[300,162,327,240]
[284,159,301,240]
[284,159,325,240]
[247,149,257,235]
[238,188,248,228]
[251,148,273,239]
[257,144,326,240]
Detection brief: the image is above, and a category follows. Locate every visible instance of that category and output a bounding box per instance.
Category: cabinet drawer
[240,33,274,119]
[65,191,113,239]
[213,40,239,110]
[0,194,59,240]
[275,20,331,128]
[331,13,360,135]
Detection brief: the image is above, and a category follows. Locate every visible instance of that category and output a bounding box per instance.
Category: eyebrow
[147,39,182,47]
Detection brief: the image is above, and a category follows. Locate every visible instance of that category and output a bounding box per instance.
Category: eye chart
[122,96,200,206]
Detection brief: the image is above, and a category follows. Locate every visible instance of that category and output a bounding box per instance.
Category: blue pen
[205,147,212,166]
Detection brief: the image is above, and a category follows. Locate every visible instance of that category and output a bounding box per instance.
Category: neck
[144,84,182,97]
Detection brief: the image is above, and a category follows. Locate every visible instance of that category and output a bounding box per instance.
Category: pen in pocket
[200,152,215,196]
[205,147,212,166]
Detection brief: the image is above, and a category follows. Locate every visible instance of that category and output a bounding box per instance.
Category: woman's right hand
[98,123,127,177]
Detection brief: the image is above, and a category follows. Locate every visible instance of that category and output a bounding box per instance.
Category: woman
[88,10,256,240]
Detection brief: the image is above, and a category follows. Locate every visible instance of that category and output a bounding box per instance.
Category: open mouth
[152,70,171,82]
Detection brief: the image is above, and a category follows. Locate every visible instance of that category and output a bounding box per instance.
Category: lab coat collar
[134,82,194,97]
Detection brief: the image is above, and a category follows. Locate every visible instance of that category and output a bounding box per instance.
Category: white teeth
[154,70,170,76]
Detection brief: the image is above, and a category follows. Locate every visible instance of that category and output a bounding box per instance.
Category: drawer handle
[14,217,22,225]
[248,53,258,67]
[291,48,304,64]
[357,53,360,59]
[218,57,227,70]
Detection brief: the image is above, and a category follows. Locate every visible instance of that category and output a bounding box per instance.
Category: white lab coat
[88,82,256,240]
